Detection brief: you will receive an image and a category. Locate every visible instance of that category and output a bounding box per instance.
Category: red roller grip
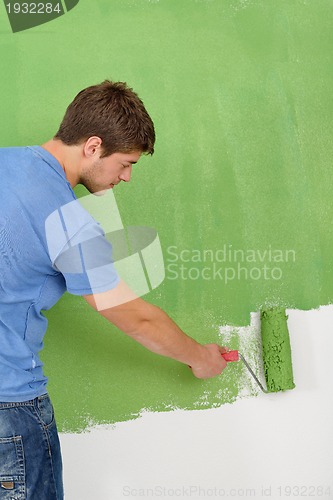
[222,350,239,362]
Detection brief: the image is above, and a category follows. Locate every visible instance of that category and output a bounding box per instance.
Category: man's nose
[119,165,132,183]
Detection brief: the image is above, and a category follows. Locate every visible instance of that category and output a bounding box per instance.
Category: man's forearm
[84,291,227,379]
[101,299,206,366]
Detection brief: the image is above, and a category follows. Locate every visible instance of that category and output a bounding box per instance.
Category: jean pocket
[36,395,55,428]
[0,436,25,499]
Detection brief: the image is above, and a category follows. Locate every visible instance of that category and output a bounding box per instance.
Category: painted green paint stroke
[43,295,242,433]
[261,309,295,392]
[2,0,332,431]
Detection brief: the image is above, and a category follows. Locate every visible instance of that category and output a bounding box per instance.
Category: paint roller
[223,308,295,393]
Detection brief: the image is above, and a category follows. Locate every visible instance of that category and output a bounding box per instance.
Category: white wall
[60,306,333,500]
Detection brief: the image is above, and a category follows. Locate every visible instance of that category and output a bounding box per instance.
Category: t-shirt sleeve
[45,200,120,296]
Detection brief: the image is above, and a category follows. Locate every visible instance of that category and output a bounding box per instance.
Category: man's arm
[83,280,227,379]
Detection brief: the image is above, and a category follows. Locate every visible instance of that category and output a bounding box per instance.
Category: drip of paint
[260,308,295,393]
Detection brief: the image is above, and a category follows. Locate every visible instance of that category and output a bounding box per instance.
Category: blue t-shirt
[0,146,120,402]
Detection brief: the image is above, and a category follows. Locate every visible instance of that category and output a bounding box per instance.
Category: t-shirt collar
[28,145,69,182]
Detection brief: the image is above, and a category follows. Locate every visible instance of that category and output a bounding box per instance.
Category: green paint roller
[260,307,295,392]
[223,308,295,393]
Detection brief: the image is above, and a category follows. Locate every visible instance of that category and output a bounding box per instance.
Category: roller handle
[188,350,239,369]
[189,349,268,393]
[222,350,239,362]
[223,350,268,393]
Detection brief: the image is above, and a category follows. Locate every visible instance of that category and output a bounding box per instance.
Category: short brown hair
[54,80,155,157]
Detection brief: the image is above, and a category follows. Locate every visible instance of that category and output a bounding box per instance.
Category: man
[0,80,227,499]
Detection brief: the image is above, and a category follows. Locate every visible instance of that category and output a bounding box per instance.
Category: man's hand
[189,344,228,379]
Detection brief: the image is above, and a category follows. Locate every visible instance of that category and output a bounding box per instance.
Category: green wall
[1,0,332,431]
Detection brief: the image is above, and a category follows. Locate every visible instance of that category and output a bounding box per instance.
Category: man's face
[80,150,141,195]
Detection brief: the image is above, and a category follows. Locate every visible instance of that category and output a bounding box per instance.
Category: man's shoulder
[0,145,42,167]
[0,145,76,219]
[0,145,28,157]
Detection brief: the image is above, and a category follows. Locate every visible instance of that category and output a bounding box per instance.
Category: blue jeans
[0,394,63,499]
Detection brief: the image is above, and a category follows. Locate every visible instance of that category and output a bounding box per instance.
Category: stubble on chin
[79,161,105,195]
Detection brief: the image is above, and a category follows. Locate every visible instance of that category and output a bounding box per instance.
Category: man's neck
[40,139,81,188]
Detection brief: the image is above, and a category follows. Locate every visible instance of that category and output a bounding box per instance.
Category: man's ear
[83,136,103,158]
